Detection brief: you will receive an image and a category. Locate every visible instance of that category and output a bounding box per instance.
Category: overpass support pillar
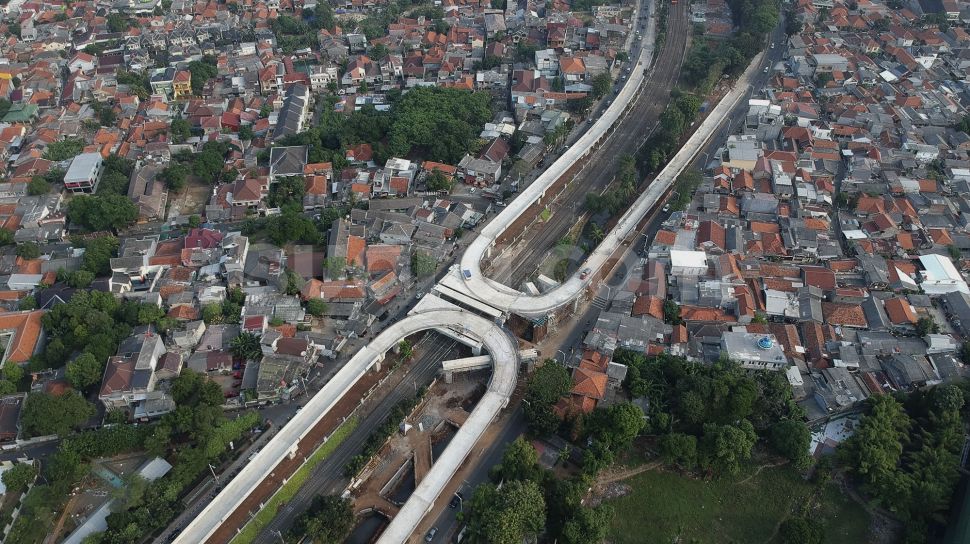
[287,442,298,460]
[373,351,385,373]
[444,371,453,384]
[471,344,482,356]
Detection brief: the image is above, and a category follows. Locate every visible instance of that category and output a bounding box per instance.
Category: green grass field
[232,417,358,543]
[608,465,871,544]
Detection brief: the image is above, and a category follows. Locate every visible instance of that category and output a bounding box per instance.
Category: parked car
[449,492,464,508]
[580,267,591,280]
[425,527,438,542]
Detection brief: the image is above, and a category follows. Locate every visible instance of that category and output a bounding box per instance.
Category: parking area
[210,370,244,400]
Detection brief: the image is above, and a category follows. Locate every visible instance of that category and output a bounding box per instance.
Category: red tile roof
[883,297,917,325]
[820,302,868,328]
[0,310,44,364]
[570,366,607,400]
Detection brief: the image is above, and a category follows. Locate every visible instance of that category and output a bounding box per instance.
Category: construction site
[344,367,491,544]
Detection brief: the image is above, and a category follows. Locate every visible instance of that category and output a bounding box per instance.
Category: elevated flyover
[458,52,765,318]
[174,296,519,544]
[177,6,770,542]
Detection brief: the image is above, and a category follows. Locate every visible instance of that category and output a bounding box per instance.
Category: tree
[466,480,546,544]
[16,242,40,260]
[916,316,939,336]
[306,298,328,317]
[267,175,306,211]
[426,169,453,192]
[67,194,139,231]
[387,87,493,164]
[27,176,51,195]
[2,463,36,493]
[107,13,131,32]
[66,353,104,391]
[202,303,224,324]
[43,138,85,161]
[263,211,321,246]
[769,418,811,469]
[660,432,698,469]
[838,394,911,491]
[779,517,823,544]
[492,437,540,483]
[591,72,612,99]
[160,162,189,192]
[560,504,614,544]
[524,361,572,436]
[239,124,254,141]
[283,269,302,296]
[188,215,201,228]
[398,339,413,360]
[170,117,191,143]
[82,236,120,275]
[64,270,94,288]
[230,332,262,361]
[190,141,229,183]
[411,251,437,278]
[699,420,757,476]
[187,60,218,95]
[0,228,12,247]
[663,299,683,325]
[527,361,572,406]
[4,362,24,385]
[291,495,354,543]
[585,402,646,452]
[20,391,95,437]
[0,379,15,395]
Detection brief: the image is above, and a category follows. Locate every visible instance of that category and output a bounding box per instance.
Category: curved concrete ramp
[174,307,518,544]
[458,51,760,317]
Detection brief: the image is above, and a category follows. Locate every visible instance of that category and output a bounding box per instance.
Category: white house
[919,254,969,295]
[670,250,709,276]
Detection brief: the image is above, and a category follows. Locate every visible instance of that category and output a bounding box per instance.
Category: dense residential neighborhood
[0,0,967,541]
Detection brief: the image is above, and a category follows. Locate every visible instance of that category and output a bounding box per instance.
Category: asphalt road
[423,409,527,543]
[255,333,463,541]
[493,0,690,288]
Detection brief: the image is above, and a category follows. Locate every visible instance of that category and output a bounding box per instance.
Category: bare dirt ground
[167,177,212,220]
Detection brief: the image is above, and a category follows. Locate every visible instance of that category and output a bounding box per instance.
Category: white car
[662,204,671,213]
[770,42,775,48]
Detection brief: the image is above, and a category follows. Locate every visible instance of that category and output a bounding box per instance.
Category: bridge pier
[373,351,385,372]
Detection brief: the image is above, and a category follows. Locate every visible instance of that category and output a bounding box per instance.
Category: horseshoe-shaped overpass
[176,14,762,544]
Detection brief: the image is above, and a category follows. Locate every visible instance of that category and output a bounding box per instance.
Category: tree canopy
[523,360,572,436]
[21,391,95,437]
[43,138,85,162]
[838,386,968,539]
[465,480,546,544]
[66,353,105,392]
[67,194,139,231]
[1,463,37,494]
[290,495,353,543]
